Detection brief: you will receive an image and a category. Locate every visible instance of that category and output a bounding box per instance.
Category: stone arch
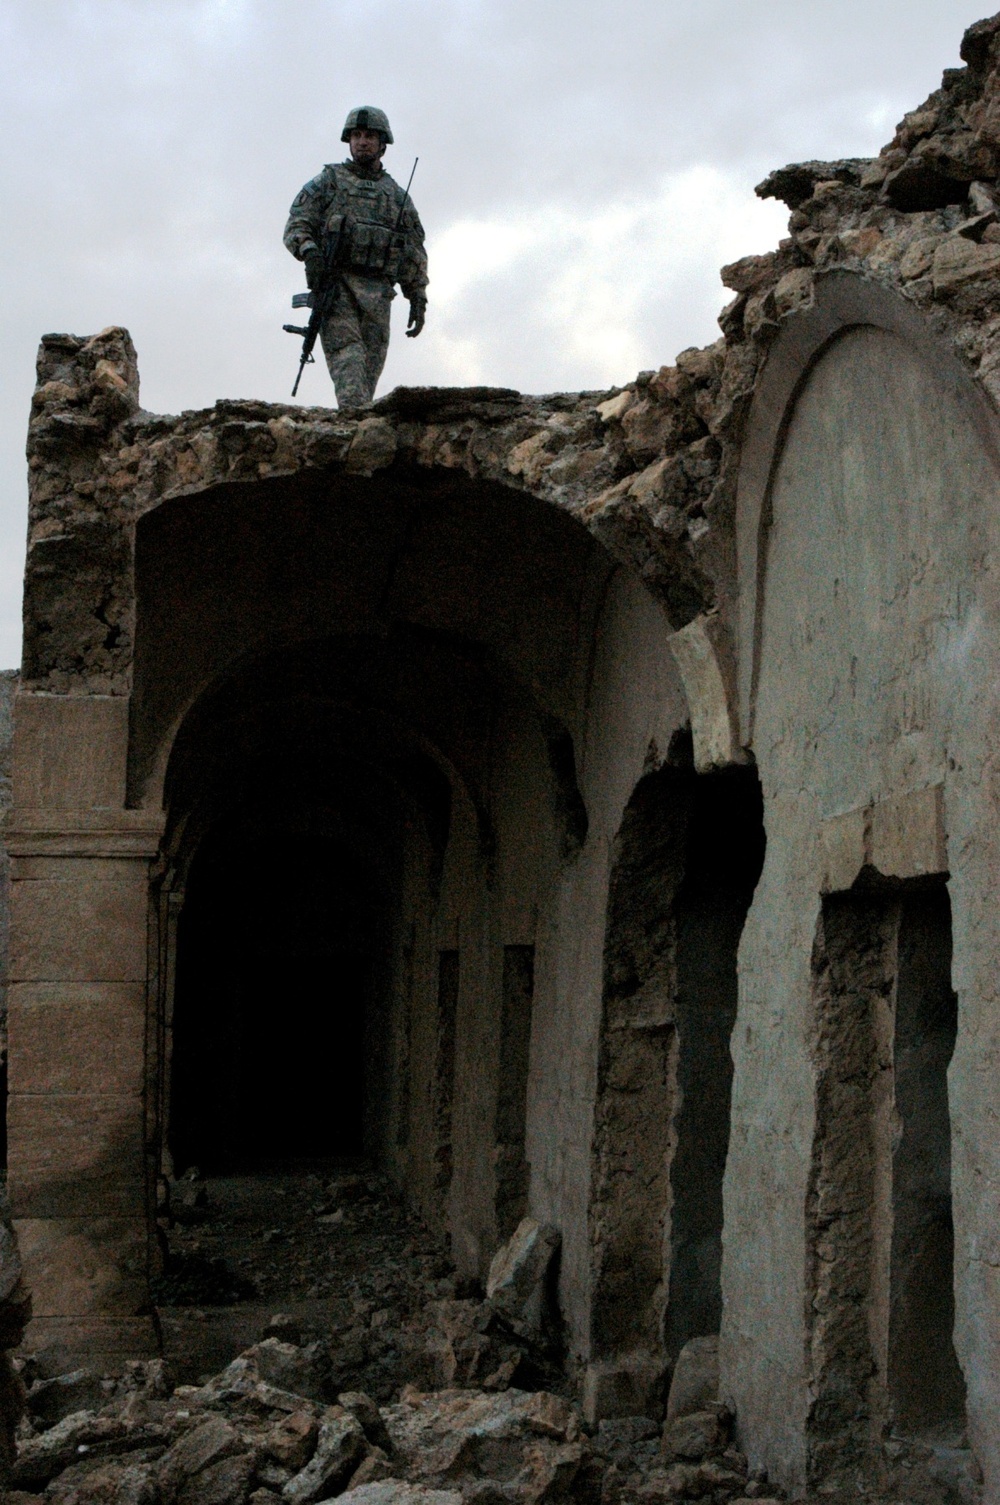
[122,460,696,1342]
[127,464,615,813]
[726,269,1000,1493]
[6,365,707,1376]
[735,268,1000,743]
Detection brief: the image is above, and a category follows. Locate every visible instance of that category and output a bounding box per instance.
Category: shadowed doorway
[169,818,383,1172]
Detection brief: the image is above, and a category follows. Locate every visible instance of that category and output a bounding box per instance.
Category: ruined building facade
[8,10,1000,1501]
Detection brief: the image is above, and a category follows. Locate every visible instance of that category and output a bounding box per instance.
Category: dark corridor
[170,821,381,1173]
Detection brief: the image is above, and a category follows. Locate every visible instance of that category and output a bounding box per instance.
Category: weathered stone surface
[0,1190,30,1488]
[251,1339,331,1404]
[11,1409,129,1489]
[25,1367,104,1428]
[338,1484,461,1505]
[932,233,1000,295]
[665,1337,718,1422]
[264,1409,319,1470]
[281,1411,366,1503]
[581,1358,666,1426]
[384,1388,578,1488]
[484,1222,559,1340]
[345,1444,396,1490]
[755,158,868,209]
[340,1390,395,1454]
[158,1414,246,1492]
[660,1408,727,1461]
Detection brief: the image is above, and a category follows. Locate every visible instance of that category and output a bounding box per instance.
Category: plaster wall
[527,566,689,1360]
[725,322,1000,1492]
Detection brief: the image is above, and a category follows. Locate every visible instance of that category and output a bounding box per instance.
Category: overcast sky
[0,0,989,669]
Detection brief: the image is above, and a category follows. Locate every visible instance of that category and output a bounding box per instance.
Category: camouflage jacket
[284,160,428,301]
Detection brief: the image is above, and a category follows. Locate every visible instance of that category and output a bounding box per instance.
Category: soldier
[283,106,428,407]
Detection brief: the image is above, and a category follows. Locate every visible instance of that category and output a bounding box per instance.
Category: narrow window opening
[434,949,459,1199]
[494,944,535,1241]
[665,767,765,1360]
[889,884,965,1438]
[806,875,965,1482]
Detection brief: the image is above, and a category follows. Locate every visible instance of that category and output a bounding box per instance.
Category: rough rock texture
[26,14,1000,726]
[0,669,15,1076]
[665,1338,718,1424]
[5,1347,755,1505]
[15,12,1000,1505]
[484,1220,560,1344]
[0,1192,31,1485]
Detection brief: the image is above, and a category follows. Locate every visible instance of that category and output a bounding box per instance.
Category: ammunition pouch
[342,221,403,279]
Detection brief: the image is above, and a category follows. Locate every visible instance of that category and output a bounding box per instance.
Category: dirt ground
[154,1163,462,1393]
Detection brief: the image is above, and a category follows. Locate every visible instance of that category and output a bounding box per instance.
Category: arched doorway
[130,462,699,1363]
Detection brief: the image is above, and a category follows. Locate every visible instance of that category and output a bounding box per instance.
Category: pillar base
[582,1354,668,1423]
[20,1316,159,1378]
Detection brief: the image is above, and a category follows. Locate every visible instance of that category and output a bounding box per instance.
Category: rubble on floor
[147,1170,564,1399]
[3,1170,768,1504]
[4,1168,967,1503]
[4,1347,766,1505]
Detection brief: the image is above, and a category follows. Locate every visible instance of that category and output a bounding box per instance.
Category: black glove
[304,249,325,291]
[407,295,427,338]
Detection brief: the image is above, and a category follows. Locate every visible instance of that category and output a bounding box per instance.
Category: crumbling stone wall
[0,669,15,1148]
[806,879,965,1492]
[13,10,1000,1501]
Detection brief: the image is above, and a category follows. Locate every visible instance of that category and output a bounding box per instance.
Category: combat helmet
[341,106,393,144]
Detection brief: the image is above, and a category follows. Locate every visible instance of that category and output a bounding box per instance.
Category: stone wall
[12,9,1000,1502]
[0,670,16,1086]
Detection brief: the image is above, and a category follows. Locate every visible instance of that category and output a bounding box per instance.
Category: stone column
[5,692,163,1374]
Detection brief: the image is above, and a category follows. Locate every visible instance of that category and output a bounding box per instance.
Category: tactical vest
[323,165,408,280]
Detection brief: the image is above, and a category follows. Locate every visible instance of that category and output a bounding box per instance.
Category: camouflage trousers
[320,272,394,407]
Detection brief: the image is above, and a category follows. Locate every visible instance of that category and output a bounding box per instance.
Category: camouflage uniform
[284,160,428,407]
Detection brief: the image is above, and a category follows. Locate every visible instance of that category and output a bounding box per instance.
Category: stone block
[932,236,1000,296]
[582,1355,667,1424]
[669,614,740,772]
[870,784,946,880]
[14,1217,148,1317]
[661,1408,727,1461]
[10,868,148,982]
[820,806,867,894]
[485,1217,560,1336]
[7,1093,146,1217]
[7,981,145,1096]
[666,1336,719,1421]
[284,1412,367,1503]
[12,694,128,810]
[20,1315,158,1375]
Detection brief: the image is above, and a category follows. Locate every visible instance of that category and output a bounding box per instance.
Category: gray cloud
[0,0,988,665]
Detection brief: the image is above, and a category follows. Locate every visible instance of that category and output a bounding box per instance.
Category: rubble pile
[149,1170,563,1400]
[5,1345,770,1505]
[3,1176,776,1505]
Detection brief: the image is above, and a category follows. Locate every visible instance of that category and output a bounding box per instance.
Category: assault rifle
[282,158,419,397]
[283,220,343,398]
